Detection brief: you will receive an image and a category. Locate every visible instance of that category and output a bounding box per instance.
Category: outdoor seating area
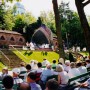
[0,58,90,90]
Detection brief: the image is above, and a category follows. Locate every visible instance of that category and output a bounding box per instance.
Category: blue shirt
[41,69,53,82]
[30,82,42,90]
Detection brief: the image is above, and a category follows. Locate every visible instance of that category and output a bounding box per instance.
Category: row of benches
[46,71,90,90]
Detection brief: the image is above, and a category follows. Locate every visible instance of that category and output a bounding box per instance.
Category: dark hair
[28,72,36,80]
[76,62,82,67]
[26,64,31,70]
[37,62,42,68]
[46,79,59,90]
[86,60,90,63]
[17,82,31,90]
[2,75,13,89]
[58,62,62,65]
[53,60,56,64]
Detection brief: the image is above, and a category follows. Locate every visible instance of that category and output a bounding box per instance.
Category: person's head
[27,72,36,83]
[76,62,82,67]
[26,64,31,72]
[46,79,59,90]
[86,60,90,64]
[46,64,52,69]
[70,62,76,68]
[65,60,70,66]
[56,64,64,72]
[53,60,56,64]
[2,67,8,74]
[17,82,31,90]
[37,62,42,68]
[43,58,46,61]
[20,62,26,67]
[12,68,20,77]
[2,75,14,89]
[58,58,64,64]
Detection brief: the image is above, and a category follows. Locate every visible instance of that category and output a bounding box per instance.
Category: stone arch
[19,38,23,42]
[10,37,15,41]
[32,30,49,44]
[0,36,5,40]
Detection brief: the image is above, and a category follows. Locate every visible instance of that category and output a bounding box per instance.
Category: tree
[75,0,90,56]
[52,0,65,62]
[12,14,26,34]
[58,2,86,49]
[4,9,14,30]
[40,11,56,34]
[25,17,42,42]
[0,4,5,29]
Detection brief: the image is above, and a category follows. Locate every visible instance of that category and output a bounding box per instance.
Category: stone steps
[0,49,23,69]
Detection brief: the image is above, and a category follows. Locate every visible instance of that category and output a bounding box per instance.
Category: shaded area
[24,51,33,56]
[32,30,49,44]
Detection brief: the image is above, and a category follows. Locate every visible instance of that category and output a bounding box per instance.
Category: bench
[67,71,90,90]
[19,71,26,80]
[46,72,90,90]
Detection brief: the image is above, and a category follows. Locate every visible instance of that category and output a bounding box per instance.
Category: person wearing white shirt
[12,68,23,84]
[64,60,71,73]
[76,62,87,74]
[86,60,90,68]
[37,62,43,73]
[68,62,81,78]
[42,58,50,66]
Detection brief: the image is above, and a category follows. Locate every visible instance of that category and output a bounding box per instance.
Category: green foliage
[25,17,42,42]
[0,4,5,29]
[58,1,86,48]
[4,9,14,30]
[40,11,56,34]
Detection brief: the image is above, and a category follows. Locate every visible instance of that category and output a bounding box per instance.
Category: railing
[11,46,27,61]
[0,50,10,68]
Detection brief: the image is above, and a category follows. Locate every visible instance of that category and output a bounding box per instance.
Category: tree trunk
[75,0,90,57]
[52,0,65,63]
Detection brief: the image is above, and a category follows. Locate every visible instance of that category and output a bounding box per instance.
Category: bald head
[17,82,31,90]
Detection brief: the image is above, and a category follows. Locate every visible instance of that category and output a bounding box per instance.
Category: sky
[7,0,90,18]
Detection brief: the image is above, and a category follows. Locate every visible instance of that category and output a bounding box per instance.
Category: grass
[0,62,5,71]
[79,51,89,56]
[13,50,59,63]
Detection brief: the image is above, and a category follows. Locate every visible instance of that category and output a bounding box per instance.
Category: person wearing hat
[12,68,23,85]
[0,67,8,80]
[19,62,27,79]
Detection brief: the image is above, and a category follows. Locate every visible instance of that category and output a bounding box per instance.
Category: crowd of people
[0,57,90,90]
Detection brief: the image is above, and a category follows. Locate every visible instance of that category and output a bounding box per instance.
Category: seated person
[64,60,71,73]
[0,67,8,80]
[68,62,81,78]
[76,62,87,74]
[2,75,14,90]
[19,62,27,78]
[24,64,31,81]
[37,62,43,73]
[17,82,31,90]
[42,58,50,67]
[46,79,59,90]
[52,60,57,68]
[12,68,23,84]
[40,64,53,83]
[55,64,69,85]
[27,72,42,90]
[86,60,90,68]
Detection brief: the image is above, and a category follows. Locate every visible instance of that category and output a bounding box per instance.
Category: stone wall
[0,32,25,46]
